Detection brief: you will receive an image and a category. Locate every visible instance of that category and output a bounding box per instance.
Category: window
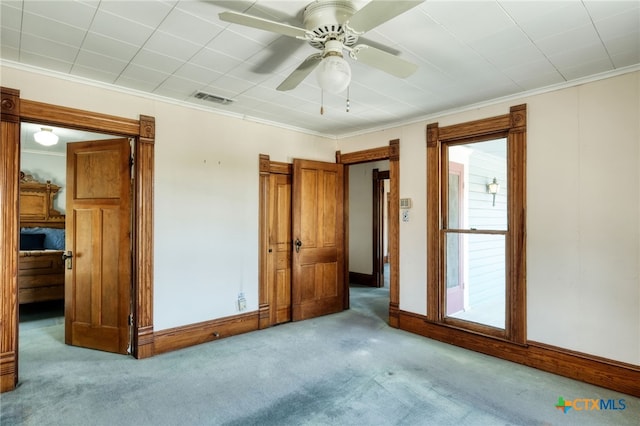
[427,105,526,343]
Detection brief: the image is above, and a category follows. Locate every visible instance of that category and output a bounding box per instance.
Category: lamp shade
[34,128,59,146]
[315,54,351,94]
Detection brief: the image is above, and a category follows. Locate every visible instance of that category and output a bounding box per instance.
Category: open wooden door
[65,139,132,354]
[292,159,345,321]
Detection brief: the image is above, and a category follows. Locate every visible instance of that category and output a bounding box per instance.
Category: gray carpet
[1,286,638,426]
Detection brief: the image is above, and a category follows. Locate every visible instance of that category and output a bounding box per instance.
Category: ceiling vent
[193,91,234,105]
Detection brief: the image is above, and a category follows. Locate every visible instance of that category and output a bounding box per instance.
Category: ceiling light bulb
[316,53,351,94]
[34,127,59,146]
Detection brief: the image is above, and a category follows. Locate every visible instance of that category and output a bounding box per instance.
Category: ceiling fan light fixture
[316,49,351,94]
[34,127,59,146]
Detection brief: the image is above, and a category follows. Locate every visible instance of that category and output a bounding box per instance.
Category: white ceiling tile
[548,42,611,70]
[155,75,204,96]
[20,34,79,63]
[468,25,533,57]
[1,27,20,50]
[559,57,615,80]
[611,50,640,69]
[174,1,229,24]
[157,7,225,45]
[118,64,170,88]
[583,1,640,21]
[144,31,202,61]
[423,1,515,43]
[131,49,184,74]
[207,28,271,61]
[594,9,640,40]
[605,30,640,57]
[22,0,97,29]
[116,75,165,93]
[499,1,575,24]
[513,71,565,91]
[21,12,87,48]
[191,47,243,74]
[534,25,603,57]
[18,51,73,73]
[81,33,139,62]
[1,2,22,31]
[482,42,548,70]
[173,63,223,85]
[70,64,120,85]
[508,2,593,41]
[73,49,128,76]
[206,74,256,95]
[98,1,174,28]
[1,45,20,61]
[89,9,155,45]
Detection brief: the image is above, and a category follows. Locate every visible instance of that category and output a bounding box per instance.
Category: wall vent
[193,91,234,105]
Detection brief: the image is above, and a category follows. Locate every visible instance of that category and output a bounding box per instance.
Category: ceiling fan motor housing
[303,0,359,49]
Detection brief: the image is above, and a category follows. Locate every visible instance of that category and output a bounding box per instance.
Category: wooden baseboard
[349,271,376,287]
[398,310,640,397]
[133,325,155,359]
[153,311,259,355]
[0,351,17,392]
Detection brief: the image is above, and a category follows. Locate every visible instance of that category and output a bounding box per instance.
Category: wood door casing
[65,139,132,354]
[269,173,292,325]
[1,86,155,393]
[292,159,345,321]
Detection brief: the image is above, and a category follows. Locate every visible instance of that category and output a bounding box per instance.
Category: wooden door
[65,139,132,354]
[268,173,292,325]
[292,159,345,321]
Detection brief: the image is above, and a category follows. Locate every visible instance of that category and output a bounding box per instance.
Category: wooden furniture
[18,172,65,304]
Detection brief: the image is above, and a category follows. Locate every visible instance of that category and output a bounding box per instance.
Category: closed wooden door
[292,159,345,321]
[268,173,292,325]
[65,139,131,354]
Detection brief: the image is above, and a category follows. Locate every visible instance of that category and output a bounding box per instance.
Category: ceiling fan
[219,0,424,94]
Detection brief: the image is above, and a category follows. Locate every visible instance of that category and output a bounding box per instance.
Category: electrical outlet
[237,292,246,311]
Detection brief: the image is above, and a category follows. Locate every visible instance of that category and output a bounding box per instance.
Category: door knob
[62,251,73,269]
[294,238,302,253]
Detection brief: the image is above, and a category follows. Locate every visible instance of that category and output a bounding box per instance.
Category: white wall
[2,66,337,331]
[338,71,640,366]
[348,160,388,274]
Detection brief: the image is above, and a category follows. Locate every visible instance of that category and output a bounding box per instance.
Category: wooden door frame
[373,169,390,288]
[337,140,400,326]
[258,154,292,329]
[1,87,155,393]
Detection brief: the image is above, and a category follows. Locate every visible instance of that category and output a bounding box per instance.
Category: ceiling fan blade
[276,53,323,91]
[347,0,425,34]
[351,45,418,78]
[219,11,308,39]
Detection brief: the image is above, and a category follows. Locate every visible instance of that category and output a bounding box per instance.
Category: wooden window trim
[427,104,526,345]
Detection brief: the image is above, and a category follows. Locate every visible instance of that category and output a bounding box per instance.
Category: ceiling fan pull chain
[346,86,350,112]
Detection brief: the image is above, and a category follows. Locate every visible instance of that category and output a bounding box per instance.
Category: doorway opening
[338,139,400,326]
[347,161,390,322]
[18,123,128,348]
